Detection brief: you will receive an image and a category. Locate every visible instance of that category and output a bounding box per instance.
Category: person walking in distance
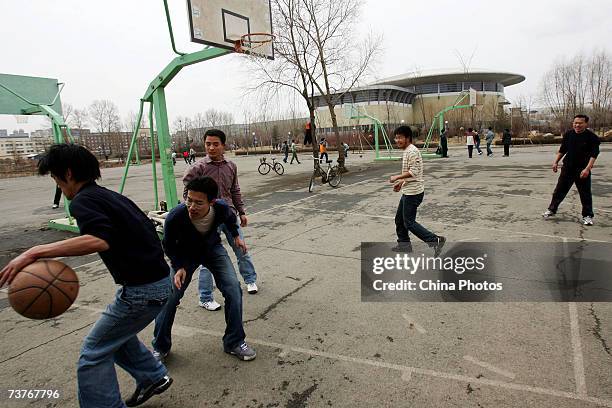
[542,114,600,225]
[485,126,495,157]
[52,185,62,209]
[290,140,300,164]
[440,128,449,158]
[389,126,446,254]
[471,128,483,155]
[281,141,289,163]
[502,129,512,157]
[1,144,173,407]
[319,138,330,163]
[466,131,475,158]
[183,129,259,312]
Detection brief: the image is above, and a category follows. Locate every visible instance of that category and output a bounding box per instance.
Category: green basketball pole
[118,1,230,210]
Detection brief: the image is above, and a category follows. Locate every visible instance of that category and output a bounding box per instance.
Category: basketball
[8,260,79,319]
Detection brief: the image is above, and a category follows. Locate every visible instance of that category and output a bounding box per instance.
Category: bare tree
[172,116,192,150]
[61,103,73,124]
[89,100,121,155]
[70,108,89,130]
[297,0,382,169]
[204,108,222,127]
[191,112,206,146]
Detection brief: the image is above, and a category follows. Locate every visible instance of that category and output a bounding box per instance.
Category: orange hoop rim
[234,32,274,53]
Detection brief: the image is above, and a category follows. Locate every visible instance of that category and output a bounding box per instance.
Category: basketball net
[234,33,274,58]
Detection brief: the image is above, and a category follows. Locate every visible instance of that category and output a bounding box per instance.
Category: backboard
[469,87,477,106]
[0,73,63,115]
[187,0,274,59]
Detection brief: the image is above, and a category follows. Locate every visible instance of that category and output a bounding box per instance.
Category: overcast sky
[1,0,611,132]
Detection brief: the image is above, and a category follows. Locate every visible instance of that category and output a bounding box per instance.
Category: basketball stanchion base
[48,217,80,233]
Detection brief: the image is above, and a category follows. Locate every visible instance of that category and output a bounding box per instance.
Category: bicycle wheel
[273,162,284,175]
[328,166,342,187]
[258,163,271,175]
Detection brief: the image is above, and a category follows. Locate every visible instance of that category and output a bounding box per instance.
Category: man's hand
[393,181,404,192]
[239,214,248,227]
[0,250,37,287]
[173,268,187,290]
[234,237,248,254]
[389,175,399,183]
[552,162,558,173]
[580,168,590,179]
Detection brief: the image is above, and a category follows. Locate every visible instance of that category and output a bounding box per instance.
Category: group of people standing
[464,127,512,158]
[438,127,512,159]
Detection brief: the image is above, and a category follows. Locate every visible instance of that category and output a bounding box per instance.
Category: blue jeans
[395,193,438,244]
[198,219,256,302]
[154,243,246,352]
[486,141,493,155]
[77,277,170,408]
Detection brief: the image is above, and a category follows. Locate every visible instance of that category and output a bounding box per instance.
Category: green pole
[152,87,178,209]
[149,103,159,210]
[119,99,145,194]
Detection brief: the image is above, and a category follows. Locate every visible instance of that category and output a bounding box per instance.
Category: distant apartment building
[0,129,7,138]
[78,128,157,158]
[0,136,54,159]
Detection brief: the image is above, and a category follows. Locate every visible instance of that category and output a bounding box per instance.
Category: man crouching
[152,176,256,361]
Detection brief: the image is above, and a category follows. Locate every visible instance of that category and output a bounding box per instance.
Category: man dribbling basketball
[0,144,173,408]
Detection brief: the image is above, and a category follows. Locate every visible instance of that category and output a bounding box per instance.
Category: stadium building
[313,68,525,133]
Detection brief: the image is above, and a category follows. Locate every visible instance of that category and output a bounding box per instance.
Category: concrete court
[0,144,611,407]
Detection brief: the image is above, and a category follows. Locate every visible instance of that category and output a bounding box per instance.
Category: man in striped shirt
[389,126,446,255]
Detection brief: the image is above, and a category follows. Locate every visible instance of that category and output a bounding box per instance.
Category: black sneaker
[391,243,413,253]
[152,349,169,362]
[433,236,446,257]
[125,375,173,407]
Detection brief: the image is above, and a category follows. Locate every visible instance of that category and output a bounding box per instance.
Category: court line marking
[463,355,516,380]
[67,303,612,407]
[563,236,588,396]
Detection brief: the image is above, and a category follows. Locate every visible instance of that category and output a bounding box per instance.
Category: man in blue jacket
[152,176,256,361]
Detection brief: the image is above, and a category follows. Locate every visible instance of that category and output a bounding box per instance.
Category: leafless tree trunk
[89,100,120,157]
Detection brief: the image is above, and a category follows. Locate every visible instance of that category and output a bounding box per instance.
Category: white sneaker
[246,283,258,294]
[582,216,593,226]
[542,210,555,219]
[198,300,221,311]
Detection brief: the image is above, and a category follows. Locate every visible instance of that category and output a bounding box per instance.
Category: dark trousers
[283,151,288,162]
[503,144,510,156]
[53,185,62,206]
[441,137,448,157]
[467,145,474,158]
[290,151,300,164]
[475,139,482,154]
[153,244,246,353]
[320,152,329,162]
[486,142,493,156]
[548,167,593,217]
[395,192,438,244]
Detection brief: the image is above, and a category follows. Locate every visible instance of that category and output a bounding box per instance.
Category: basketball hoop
[234,32,274,58]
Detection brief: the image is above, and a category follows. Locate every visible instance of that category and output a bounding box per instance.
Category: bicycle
[308,157,341,192]
[258,157,284,175]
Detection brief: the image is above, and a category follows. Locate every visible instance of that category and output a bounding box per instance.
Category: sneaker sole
[199,304,222,311]
[247,290,258,294]
[126,377,173,407]
[225,350,257,361]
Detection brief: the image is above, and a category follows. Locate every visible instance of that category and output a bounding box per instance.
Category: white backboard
[187,0,274,59]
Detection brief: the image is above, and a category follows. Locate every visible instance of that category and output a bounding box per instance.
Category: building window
[439,83,462,93]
